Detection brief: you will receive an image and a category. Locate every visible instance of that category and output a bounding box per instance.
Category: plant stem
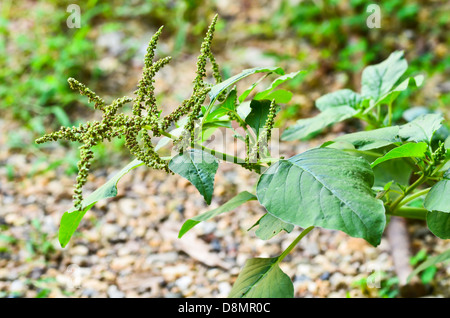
[389,174,427,213]
[395,188,431,210]
[199,144,245,164]
[277,226,314,263]
[158,129,176,139]
[387,101,393,126]
[387,207,427,220]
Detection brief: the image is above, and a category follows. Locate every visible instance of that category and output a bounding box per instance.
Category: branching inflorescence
[36,15,222,211]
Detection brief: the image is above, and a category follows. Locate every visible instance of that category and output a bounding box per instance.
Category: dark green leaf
[178,191,257,238]
[245,99,272,138]
[228,257,294,298]
[256,148,386,246]
[372,158,413,199]
[59,159,144,247]
[426,211,450,239]
[169,149,219,205]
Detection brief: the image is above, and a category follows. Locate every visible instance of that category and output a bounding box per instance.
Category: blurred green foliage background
[0,0,449,160]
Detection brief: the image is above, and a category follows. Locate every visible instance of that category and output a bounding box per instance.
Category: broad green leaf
[361,51,408,101]
[228,257,293,298]
[206,89,237,121]
[253,213,294,240]
[407,249,450,283]
[281,106,357,141]
[169,149,219,205]
[245,99,272,138]
[426,211,450,239]
[59,159,144,247]
[373,159,413,193]
[256,148,386,246]
[399,113,444,143]
[334,126,401,151]
[201,120,232,130]
[178,191,257,238]
[257,89,292,104]
[238,79,264,103]
[236,101,251,120]
[315,89,363,111]
[377,75,424,105]
[424,170,450,213]
[209,67,284,104]
[370,142,428,168]
[254,71,304,100]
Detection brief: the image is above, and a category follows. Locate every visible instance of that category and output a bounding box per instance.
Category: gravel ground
[1,114,449,298]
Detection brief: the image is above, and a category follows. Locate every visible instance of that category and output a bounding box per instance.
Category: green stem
[395,188,431,210]
[277,226,314,263]
[387,101,393,126]
[387,207,427,220]
[389,174,427,213]
[156,128,264,168]
[431,157,450,176]
[158,129,176,139]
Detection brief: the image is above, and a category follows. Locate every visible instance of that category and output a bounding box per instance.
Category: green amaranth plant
[37,16,450,297]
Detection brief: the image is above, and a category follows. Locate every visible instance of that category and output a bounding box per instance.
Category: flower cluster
[36,15,222,211]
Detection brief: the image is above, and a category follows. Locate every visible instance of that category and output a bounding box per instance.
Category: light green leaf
[281,106,357,141]
[256,148,386,246]
[178,191,257,238]
[254,71,304,100]
[426,211,450,239]
[201,120,232,130]
[253,213,294,240]
[59,159,144,247]
[228,257,294,298]
[168,149,219,205]
[209,67,285,104]
[399,113,444,143]
[236,101,251,120]
[377,75,424,105]
[333,126,401,151]
[361,51,408,101]
[424,170,450,213]
[445,136,450,149]
[257,89,293,104]
[407,249,450,283]
[315,89,363,111]
[371,142,428,168]
[206,89,237,121]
